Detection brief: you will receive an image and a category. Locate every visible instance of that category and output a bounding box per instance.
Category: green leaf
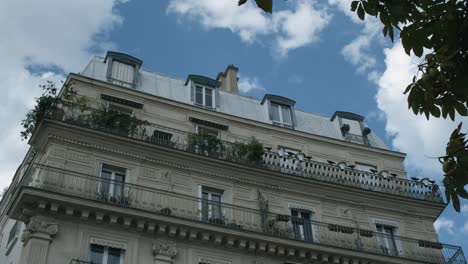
[255,0,272,13]
[454,102,468,116]
[357,4,365,20]
[413,44,423,57]
[351,0,359,11]
[238,0,248,6]
[451,191,461,212]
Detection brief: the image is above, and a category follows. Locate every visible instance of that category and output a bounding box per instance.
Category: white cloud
[167,0,331,56]
[434,217,455,234]
[376,42,468,177]
[0,0,127,190]
[273,2,331,57]
[238,74,265,93]
[329,0,383,79]
[462,204,468,213]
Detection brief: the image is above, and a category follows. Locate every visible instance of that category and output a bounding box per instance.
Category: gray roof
[81,56,388,150]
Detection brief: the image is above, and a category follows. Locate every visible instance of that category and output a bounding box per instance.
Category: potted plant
[340,124,350,135]
[234,137,264,165]
[160,207,172,215]
[188,132,224,156]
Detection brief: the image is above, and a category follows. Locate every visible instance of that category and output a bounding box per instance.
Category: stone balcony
[40,104,443,204]
[9,164,465,264]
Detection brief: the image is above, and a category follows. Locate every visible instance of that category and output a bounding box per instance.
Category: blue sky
[1,0,467,254]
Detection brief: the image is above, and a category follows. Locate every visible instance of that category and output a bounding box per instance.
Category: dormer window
[105,51,142,88]
[271,102,292,128]
[186,75,221,110]
[261,94,296,129]
[195,85,214,108]
[111,60,135,85]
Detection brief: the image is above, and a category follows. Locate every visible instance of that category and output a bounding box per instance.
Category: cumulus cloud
[329,0,382,79]
[434,217,455,234]
[376,42,468,177]
[238,74,265,94]
[167,0,331,56]
[0,0,127,189]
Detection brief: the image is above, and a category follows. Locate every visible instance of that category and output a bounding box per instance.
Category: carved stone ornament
[21,216,58,242]
[152,239,178,257]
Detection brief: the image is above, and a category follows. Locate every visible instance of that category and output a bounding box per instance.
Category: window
[195,85,215,108]
[110,60,135,86]
[376,224,398,256]
[7,221,19,245]
[291,209,314,242]
[108,104,133,116]
[197,126,219,138]
[271,102,292,128]
[90,244,123,264]
[99,164,126,204]
[201,187,224,224]
[149,130,173,146]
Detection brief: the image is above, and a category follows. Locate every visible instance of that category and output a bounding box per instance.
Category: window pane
[90,245,104,264]
[281,106,292,124]
[271,103,280,122]
[205,88,213,107]
[100,170,112,195]
[107,248,122,264]
[195,86,204,105]
[112,61,134,84]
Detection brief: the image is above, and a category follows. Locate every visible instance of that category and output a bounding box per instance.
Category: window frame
[290,209,314,242]
[98,164,127,201]
[90,244,124,264]
[194,85,215,108]
[270,102,293,128]
[196,125,219,138]
[200,186,224,222]
[375,224,399,256]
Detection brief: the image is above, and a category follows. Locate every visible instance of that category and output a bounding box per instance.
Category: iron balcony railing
[42,104,443,203]
[23,164,465,264]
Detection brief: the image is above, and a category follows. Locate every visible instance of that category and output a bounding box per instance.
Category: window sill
[272,122,293,129]
[194,103,216,111]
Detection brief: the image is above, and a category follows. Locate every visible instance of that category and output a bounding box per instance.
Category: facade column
[19,216,58,264]
[152,239,178,264]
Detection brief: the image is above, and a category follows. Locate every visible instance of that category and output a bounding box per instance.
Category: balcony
[18,164,465,264]
[39,104,443,203]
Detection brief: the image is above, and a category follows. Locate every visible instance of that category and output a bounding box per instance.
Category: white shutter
[112,61,134,84]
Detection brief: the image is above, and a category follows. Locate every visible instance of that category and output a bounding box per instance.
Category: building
[0,51,465,264]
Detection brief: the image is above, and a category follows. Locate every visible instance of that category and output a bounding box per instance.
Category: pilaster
[152,239,178,264]
[19,216,58,264]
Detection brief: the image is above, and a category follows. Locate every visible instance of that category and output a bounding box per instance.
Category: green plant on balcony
[188,132,224,156]
[233,137,264,164]
[20,81,87,140]
[89,106,148,137]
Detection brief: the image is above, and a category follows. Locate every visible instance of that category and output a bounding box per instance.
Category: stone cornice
[45,132,440,219]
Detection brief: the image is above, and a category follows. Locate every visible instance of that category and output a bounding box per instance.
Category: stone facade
[0,52,464,264]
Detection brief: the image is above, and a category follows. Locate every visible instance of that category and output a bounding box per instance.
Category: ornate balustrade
[23,164,464,264]
[42,104,443,203]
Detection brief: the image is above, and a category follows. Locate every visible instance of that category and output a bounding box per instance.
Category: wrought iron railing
[41,104,443,203]
[24,164,465,264]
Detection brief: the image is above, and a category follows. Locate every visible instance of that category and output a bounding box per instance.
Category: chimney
[216,64,239,94]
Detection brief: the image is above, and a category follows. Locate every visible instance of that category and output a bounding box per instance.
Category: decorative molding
[90,237,127,250]
[288,203,315,212]
[47,134,439,218]
[152,239,178,257]
[372,218,400,228]
[198,256,231,264]
[21,216,58,243]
